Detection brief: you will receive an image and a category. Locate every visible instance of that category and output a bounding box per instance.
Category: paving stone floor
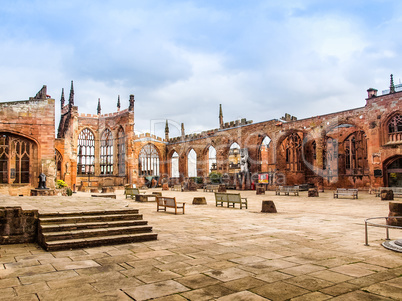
[1,189,402,300]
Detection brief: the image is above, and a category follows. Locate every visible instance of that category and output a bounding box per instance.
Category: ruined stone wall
[0,207,39,244]
[132,134,167,186]
[165,90,402,189]
[57,107,135,190]
[0,87,55,195]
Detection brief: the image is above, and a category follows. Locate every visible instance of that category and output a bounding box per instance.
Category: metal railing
[364,216,402,246]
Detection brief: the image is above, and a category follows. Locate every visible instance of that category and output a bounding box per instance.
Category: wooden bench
[374,187,402,198]
[125,188,140,199]
[156,196,185,214]
[333,188,358,199]
[171,185,182,191]
[203,184,219,192]
[275,186,299,196]
[214,192,248,209]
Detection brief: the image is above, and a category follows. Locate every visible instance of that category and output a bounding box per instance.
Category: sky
[1,0,401,139]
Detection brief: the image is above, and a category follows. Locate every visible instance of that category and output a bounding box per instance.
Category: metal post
[365,221,369,246]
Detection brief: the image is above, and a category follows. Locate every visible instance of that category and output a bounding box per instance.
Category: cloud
[1,0,402,140]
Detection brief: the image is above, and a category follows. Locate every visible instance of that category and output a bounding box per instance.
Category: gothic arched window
[283,133,302,171]
[229,142,240,170]
[171,151,179,177]
[344,131,368,173]
[188,149,197,177]
[100,129,113,175]
[388,114,402,143]
[0,133,34,184]
[139,144,160,176]
[208,146,216,174]
[117,128,125,176]
[77,128,95,175]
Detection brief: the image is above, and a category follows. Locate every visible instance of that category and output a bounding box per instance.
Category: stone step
[39,213,143,224]
[37,209,157,251]
[42,225,153,241]
[40,220,148,233]
[43,233,158,251]
[39,209,139,218]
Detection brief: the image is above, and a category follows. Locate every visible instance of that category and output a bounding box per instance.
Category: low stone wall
[0,207,38,244]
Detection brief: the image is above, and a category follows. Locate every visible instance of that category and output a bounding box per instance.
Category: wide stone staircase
[37,209,157,251]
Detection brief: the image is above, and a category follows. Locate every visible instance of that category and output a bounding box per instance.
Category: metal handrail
[364,216,402,246]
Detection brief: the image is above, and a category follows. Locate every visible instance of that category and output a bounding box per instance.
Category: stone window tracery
[0,134,33,184]
[77,128,95,175]
[117,128,125,176]
[100,129,113,175]
[139,144,159,176]
[388,114,402,143]
[344,131,368,174]
[283,133,302,171]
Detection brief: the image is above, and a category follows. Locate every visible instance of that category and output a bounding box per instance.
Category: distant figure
[38,173,47,189]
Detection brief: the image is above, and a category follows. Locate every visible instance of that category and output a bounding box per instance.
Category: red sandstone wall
[0,93,56,194]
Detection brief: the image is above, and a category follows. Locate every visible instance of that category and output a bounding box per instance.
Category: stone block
[256,186,265,195]
[308,188,319,197]
[193,197,207,205]
[387,202,402,226]
[381,189,394,201]
[261,201,277,213]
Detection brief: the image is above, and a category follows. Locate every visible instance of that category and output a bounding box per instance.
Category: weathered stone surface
[192,197,207,205]
[0,207,38,244]
[308,188,319,197]
[123,280,189,301]
[218,185,226,192]
[261,201,277,213]
[256,186,265,195]
[381,190,394,201]
[387,202,402,226]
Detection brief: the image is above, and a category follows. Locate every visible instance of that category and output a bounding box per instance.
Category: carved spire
[390,74,395,94]
[219,104,223,129]
[117,95,121,111]
[60,88,65,108]
[165,120,169,141]
[129,94,135,111]
[68,80,74,106]
[181,123,185,139]
[97,98,101,115]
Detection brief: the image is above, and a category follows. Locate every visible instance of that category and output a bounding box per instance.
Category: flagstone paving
[1,189,402,300]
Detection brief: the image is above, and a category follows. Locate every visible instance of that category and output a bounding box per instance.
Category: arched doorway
[385,156,402,187]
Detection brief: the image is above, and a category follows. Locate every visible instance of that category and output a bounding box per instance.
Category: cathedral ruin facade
[0,76,401,195]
